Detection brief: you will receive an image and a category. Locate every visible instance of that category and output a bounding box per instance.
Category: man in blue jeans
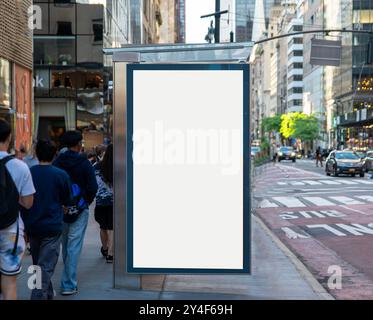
[54,131,98,296]
[21,139,72,300]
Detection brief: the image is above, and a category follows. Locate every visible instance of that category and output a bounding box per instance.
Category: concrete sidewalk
[16,203,332,300]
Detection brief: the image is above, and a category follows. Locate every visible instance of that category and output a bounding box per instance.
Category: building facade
[286,0,304,113]
[302,0,327,148]
[131,0,163,44]
[33,0,164,147]
[235,0,278,42]
[176,0,185,43]
[0,0,33,152]
[327,0,372,151]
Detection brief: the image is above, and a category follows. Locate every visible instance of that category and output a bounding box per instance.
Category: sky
[186,0,215,44]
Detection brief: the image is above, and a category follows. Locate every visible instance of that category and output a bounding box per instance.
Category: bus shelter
[104,42,253,289]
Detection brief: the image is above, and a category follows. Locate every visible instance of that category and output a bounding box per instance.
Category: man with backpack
[53,131,98,296]
[0,119,35,300]
[21,139,72,300]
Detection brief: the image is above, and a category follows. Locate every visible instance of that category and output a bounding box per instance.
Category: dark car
[325,150,365,177]
[278,146,296,162]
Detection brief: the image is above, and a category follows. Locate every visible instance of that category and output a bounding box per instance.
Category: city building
[269,3,283,116]
[286,0,303,113]
[130,0,163,44]
[326,0,372,150]
[176,0,185,43]
[302,0,327,148]
[0,0,33,152]
[159,0,176,43]
[235,0,278,42]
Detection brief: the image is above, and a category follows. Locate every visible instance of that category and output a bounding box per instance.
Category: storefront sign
[126,64,250,273]
[15,65,32,152]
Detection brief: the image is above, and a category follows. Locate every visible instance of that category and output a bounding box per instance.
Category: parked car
[251,146,261,158]
[325,150,365,177]
[278,146,296,162]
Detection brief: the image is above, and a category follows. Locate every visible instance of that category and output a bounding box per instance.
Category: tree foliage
[293,114,320,142]
[261,115,282,133]
[280,112,305,139]
[261,112,320,142]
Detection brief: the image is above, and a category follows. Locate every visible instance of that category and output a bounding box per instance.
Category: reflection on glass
[0,58,11,107]
[34,38,76,66]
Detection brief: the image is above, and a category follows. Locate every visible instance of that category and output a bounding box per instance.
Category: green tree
[261,115,282,133]
[280,112,306,139]
[293,114,320,142]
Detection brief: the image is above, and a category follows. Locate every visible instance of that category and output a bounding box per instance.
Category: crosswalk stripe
[272,197,307,208]
[336,180,358,185]
[259,199,279,208]
[277,182,287,185]
[328,196,364,205]
[355,195,373,202]
[289,181,305,186]
[318,180,341,185]
[302,197,335,206]
[302,180,322,185]
[356,180,373,184]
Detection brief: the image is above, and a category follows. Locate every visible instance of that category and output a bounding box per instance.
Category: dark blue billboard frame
[126,63,250,274]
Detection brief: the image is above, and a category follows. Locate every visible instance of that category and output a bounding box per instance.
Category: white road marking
[318,180,341,185]
[289,181,305,186]
[339,205,370,216]
[336,180,358,185]
[355,195,373,203]
[277,182,287,186]
[259,199,279,208]
[355,180,373,184]
[302,180,322,185]
[328,196,364,205]
[302,197,335,206]
[272,197,307,208]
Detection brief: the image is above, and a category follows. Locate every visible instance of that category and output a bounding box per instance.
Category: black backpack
[0,156,20,230]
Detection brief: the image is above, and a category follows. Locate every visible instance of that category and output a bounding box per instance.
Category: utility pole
[200,1,228,44]
[215,0,220,43]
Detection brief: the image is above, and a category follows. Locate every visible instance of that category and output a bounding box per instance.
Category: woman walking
[94,144,114,263]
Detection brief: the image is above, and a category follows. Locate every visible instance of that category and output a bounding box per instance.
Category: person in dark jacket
[94,144,114,263]
[53,131,98,296]
[21,139,72,300]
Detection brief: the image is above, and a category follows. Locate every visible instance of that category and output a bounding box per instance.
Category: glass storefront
[343,125,373,150]
[34,1,108,139]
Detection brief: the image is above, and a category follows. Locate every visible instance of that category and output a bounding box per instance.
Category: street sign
[310,38,342,66]
[126,64,250,274]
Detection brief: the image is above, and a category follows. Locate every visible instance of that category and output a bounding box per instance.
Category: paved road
[254,159,373,299]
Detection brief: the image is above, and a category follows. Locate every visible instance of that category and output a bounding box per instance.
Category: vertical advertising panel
[15,64,32,152]
[127,64,250,273]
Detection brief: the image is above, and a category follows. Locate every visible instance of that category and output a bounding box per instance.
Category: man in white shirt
[0,119,35,300]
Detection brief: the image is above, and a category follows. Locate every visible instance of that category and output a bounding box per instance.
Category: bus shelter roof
[103,42,253,63]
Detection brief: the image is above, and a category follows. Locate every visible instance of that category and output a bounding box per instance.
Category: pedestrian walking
[0,119,35,300]
[53,131,98,296]
[23,141,39,168]
[21,140,72,300]
[94,144,114,263]
[316,147,323,167]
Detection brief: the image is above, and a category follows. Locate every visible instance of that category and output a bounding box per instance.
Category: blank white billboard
[127,64,250,273]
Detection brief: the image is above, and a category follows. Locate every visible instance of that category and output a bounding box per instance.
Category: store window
[50,69,77,98]
[0,58,11,107]
[34,37,76,66]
